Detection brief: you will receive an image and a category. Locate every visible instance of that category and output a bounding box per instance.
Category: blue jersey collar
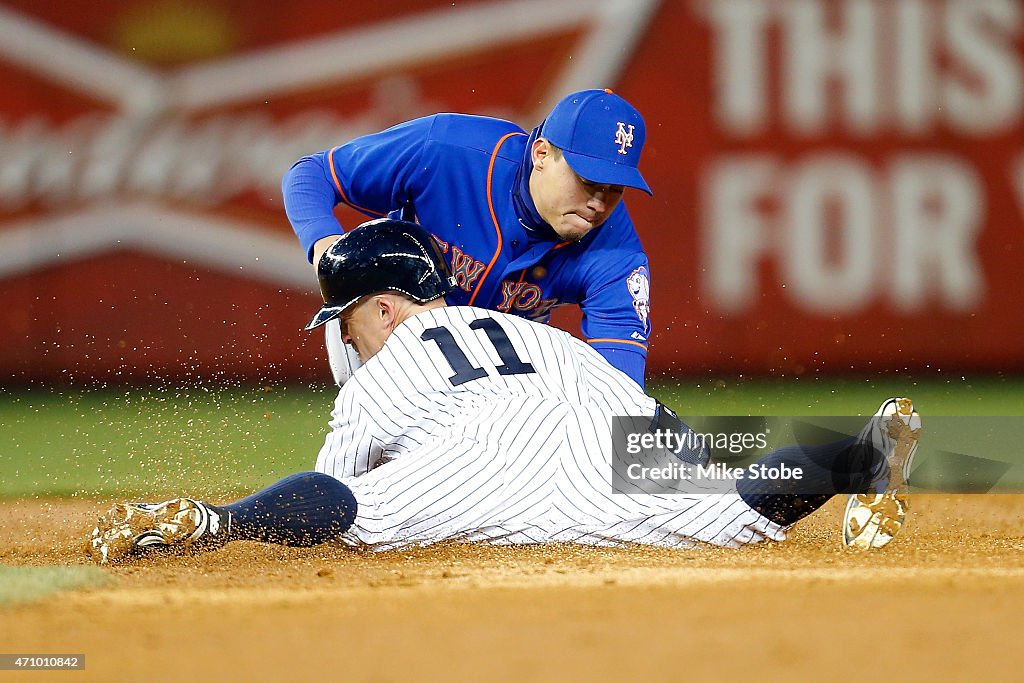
[512,126,562,244]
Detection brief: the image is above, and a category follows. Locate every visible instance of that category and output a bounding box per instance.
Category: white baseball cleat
[89,498,230,564]
[842,397,922,550]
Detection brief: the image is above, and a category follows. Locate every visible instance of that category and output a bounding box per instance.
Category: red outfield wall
[1,0,1022,382]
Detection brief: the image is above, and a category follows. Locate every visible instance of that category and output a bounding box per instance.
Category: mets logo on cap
[614,122,634,155]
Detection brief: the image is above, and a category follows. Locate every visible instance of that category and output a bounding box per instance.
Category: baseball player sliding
[89,220,921,563]
[283,89,654,388]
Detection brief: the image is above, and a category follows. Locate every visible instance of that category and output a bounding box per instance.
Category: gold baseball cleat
[842,398,921,550]
[88,498,229,564]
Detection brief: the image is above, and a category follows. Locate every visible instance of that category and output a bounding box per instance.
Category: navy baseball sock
[220,472,358,546]
[737,437,883,526]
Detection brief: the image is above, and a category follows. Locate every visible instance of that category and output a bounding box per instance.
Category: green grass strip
[0,565,112,608]
[0,384,332,498]
[1,377,1020,498]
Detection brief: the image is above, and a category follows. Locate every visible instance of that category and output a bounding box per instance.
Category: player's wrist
[312,234,344,267]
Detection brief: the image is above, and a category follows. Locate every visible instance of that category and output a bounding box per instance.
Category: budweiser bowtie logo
[0,0,658,286]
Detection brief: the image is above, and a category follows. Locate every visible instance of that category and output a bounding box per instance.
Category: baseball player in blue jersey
[283,89,654,387]
[88,220,922,563]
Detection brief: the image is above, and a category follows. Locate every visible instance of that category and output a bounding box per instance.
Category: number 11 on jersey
[421,318,536,386]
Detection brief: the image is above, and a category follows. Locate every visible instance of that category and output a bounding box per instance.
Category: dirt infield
[1,495,1022,682]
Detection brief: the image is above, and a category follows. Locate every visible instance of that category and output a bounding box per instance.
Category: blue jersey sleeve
[578,250,652,388]
[282,116,437,262]
[597,347,646,388]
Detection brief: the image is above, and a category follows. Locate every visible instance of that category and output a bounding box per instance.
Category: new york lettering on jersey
[431,235,560,322]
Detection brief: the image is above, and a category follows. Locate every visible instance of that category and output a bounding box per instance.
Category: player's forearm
[282,154,344,263]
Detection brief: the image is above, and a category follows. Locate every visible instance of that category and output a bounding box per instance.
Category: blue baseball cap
[539,89,652,195]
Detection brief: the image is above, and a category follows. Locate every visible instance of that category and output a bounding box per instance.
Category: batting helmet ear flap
[305,219,455,331]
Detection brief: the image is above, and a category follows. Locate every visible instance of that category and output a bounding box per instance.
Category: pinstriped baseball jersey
[315,306,784,550]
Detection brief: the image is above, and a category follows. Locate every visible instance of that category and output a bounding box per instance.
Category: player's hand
[313,234,344,269]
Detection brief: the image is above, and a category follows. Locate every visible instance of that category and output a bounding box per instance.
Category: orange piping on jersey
[327,146,387,218]
[587,338,649,351]
[470,131,527,306]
